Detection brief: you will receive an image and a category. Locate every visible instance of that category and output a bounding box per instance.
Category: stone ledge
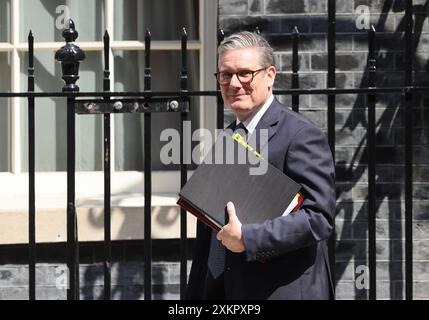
[0,193,197,244]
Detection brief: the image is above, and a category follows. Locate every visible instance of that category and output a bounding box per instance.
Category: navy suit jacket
[186,98,336,300]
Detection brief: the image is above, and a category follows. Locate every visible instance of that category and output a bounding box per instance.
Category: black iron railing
[327,0,336,283]
[102,29,111,302]
[0,0,424,300]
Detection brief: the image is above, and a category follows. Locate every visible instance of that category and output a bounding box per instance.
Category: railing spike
[218,28,225,44]
[292,25,299,35]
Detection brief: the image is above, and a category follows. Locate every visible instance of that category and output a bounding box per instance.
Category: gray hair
[218,31,274,68]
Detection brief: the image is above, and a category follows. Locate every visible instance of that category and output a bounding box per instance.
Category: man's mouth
[230,93,247,99]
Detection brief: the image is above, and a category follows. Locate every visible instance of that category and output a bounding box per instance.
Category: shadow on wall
[335,0,429,300]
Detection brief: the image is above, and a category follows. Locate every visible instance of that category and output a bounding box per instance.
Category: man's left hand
[217,201,245,253]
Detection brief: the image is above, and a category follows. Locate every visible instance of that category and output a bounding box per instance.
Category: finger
[226,201,236,218]
[226,201,241,225]
[216,229,223,241]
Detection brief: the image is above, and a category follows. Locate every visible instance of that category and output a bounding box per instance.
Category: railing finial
[55,19,85,92]
[62,19,78,42]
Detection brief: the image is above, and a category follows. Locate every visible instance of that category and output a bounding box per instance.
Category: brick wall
[0,263,185,300]
[219,0,429,299]
[0,241,191,300]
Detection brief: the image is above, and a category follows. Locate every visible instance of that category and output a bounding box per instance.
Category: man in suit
[186,31,336,300]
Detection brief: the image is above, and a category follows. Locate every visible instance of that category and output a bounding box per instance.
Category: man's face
[218,47,276,122]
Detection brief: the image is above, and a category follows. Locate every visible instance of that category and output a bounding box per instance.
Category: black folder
[177,131,302,231]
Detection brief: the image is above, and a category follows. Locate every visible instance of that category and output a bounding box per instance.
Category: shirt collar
[236,94,274,135]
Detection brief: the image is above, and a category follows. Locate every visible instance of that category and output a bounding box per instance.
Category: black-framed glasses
[214,67,269,85]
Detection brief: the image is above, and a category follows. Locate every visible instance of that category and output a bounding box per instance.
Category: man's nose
[229,73,242,87]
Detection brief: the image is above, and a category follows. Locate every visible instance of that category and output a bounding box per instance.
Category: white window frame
[0,0,218,208]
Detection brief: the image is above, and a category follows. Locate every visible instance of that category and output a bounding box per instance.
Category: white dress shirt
[236,94,274,136]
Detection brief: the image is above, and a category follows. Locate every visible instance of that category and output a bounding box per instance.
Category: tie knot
[235,122,248,134]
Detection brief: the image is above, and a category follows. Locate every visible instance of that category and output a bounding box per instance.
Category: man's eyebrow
[219,68,254,72]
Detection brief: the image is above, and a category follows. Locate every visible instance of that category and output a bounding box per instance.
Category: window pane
[0,0,10,42]
[113,50,200,171]
[0,52,11,172]
[114,0,199,41]
[20,51,103,172]
[20,0,104,42]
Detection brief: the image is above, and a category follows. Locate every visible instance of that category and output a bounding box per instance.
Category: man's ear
[266,65,276,88]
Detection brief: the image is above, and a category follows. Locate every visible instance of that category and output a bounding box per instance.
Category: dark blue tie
[207,122,248,279]
[207,229,225,279]
[234,122,248,140]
